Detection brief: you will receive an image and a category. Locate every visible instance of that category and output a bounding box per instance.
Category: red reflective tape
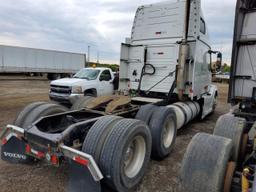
[37,151,45,158]
[1,138,7,145]
[25,144,31,153]
[73,156,89,166]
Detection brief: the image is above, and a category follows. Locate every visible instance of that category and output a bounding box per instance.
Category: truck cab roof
[131,0,209,44]
[85,67,113,72]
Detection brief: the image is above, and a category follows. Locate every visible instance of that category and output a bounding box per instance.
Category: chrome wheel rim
[124,136,146,178]
[162,118,175,148]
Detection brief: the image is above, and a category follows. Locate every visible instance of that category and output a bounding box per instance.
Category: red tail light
[51,155,59,165]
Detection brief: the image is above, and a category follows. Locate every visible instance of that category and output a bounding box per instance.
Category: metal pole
[84,54,87,67]
[88,46,90,63]
[97,51,99,64]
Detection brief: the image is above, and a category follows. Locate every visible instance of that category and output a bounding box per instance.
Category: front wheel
[212,94,218,111]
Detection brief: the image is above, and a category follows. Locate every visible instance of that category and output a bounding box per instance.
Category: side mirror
[216,52,222,71]
[208,50,222,73]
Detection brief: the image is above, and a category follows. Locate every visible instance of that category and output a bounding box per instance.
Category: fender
[201,84,218,119]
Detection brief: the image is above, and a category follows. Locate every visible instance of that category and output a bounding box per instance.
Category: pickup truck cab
[49,67,114,104]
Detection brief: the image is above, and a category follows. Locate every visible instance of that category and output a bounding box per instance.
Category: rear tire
[99,119,152,192]
[149,106,177,160]
[135,104,158,124]
[213,114,246,161]
[20,103,67,129]
[14,102,47,127]
[11,102,67,163]
[180,133,232,192]
[82,115,123,162]
[71,96,94,110]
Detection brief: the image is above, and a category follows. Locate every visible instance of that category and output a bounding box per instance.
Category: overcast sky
[0,0,236,64]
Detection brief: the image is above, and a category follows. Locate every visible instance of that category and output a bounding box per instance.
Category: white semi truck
[0,0,221,191]
[0,44,86,80]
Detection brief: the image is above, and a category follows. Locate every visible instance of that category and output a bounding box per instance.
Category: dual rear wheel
[180,114,246,192]
[135,104,177,160]
[13,100,182,191]
[83,116,152,192]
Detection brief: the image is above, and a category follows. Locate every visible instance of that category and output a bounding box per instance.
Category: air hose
[137,48,156,94]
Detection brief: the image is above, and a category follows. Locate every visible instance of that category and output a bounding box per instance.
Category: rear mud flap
[1,136,32,164]
[68,160,101,192]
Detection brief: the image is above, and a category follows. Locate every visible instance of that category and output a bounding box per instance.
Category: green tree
[222,63,230,72]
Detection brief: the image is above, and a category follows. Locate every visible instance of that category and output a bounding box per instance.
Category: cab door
[98,69,114,96]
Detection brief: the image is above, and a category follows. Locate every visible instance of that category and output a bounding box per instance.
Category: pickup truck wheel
[82,115,123,162]
[14,102,47,127]
[47,73,60,80]
[21,103,67,128]
[213,114,246,161]
[99,119,151,192]
[71,96,94,110]
[135,104,158,124]
[180,133,232,192]
[149,106,177,160]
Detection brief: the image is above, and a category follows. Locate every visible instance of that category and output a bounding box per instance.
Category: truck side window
[200,18,206,34]
[100,70,112,81]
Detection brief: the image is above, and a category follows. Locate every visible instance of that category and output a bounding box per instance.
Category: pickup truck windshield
[73,69,100,80]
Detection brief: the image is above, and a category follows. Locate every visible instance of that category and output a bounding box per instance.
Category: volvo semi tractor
[0,0,221,191]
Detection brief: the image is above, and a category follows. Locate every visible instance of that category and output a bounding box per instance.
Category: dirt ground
[0,76,230,192]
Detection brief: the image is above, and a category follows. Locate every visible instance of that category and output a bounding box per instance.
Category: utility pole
[87,46,90,64]
[97,51,99,64]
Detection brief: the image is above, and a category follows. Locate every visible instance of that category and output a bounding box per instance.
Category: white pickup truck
[49,67,114,104]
